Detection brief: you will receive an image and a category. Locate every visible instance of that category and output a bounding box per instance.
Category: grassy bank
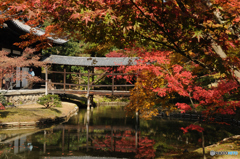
[0,102,77,123]
[157,135,240,159]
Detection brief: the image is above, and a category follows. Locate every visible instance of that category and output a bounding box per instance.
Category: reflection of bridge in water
[45,110,141,155]
[0,110,157,159]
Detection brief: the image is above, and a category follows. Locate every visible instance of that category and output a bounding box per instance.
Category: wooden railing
[46,69,136,95]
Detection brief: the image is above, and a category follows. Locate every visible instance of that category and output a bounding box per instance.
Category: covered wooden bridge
[42,55,138,109]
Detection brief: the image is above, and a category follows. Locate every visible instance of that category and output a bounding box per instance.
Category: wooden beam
[49,83,134,87]
[92,84,134,87]
[89,71,107,86]
[50,82,87,86]
[48,70,136,76]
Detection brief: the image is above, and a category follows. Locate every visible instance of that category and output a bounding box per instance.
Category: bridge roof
[42,55,138,66]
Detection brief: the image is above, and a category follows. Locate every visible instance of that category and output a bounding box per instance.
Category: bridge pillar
[87,96,90,111]
[45,67,48,95]
[90,95,93,107]
[87,66,90,111]
[87,95,93,110]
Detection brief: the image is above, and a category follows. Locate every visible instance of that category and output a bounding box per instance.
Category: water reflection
[0,106,151,159]
[0,106,240,159]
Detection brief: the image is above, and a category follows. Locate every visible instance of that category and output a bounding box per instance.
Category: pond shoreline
[0,102,79,128]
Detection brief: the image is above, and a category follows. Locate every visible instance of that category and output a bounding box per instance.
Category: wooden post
[90,67,94,108]
[69,65,72,89]
[87,67,90,110]
[112,67,114,95]
[45,67,48,95]
[91,67,94,90]
[79,69,81,89]
[64,67,66,91]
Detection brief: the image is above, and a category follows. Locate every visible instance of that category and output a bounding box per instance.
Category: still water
[0,106,240,159]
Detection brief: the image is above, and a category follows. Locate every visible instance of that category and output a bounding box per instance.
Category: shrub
[0,93,7,106]
[37,94,62,108]
[0,103,5,110]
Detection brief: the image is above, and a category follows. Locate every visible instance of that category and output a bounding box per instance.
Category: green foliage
[0,93,7,106]
[42,39,84,56]
[196,76,216,88]
[42,39,108,57]
[97,96,112,102]
[114,97,130,102]
[37,94,62,108]
[98,96,130,103]
[7,102,13,106]
[102,96,112,102]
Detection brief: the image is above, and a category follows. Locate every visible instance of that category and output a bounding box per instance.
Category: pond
[0,105,240,159]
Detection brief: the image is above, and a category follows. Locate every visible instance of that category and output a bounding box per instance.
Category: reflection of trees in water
[35,130,62,146]
[68,106,133,126]
[67,106,240,157]
[93,130,155,159]
[0,144,25,159]
[1,106,240,158]
[90,106,134,126]
[140,118,240,155]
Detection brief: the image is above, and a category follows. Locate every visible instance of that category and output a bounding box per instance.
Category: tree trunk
[211,41,240,83]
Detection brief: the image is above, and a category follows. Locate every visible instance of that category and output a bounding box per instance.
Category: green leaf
[192,30,203,42]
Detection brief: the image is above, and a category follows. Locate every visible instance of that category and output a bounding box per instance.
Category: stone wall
[0,89,45,106]
[6,93,44,105]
